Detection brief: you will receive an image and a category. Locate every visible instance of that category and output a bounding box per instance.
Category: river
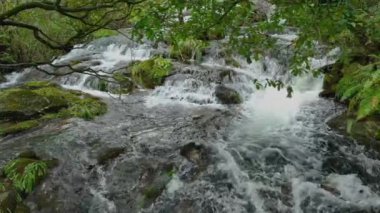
[0,35,379,213]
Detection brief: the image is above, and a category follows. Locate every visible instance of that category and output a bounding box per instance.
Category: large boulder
[214,85,242,104]
[0,89,68,121]
[0,81,107,137]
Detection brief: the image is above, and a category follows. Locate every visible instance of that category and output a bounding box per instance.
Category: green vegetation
[0,120,40,136]
[4,159,48,193]
[112,72,135,94]
[0,152,57,213]
[0,0,131,69]
[169,38,207,63]
[131,57,173,89]
[336,63,380,120]
[0,1,379,141]
[92,29,118,39]
[0,81,107,136]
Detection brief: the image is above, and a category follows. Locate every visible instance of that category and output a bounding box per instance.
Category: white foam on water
[166,175,184,196]
[326,174,380,206]
[91,44,152,72]
[89,166,117,213]
[0,72,24,88]
[145,79,223,108]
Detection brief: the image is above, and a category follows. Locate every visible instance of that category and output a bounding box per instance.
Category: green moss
[62,97,107,120]
[0,89,59,121]
[92,29,118,39]
[0,120,39,136]
[131,57,173,89]
[0,81,107,136]
[22,81,56,89]
[169,38,207,63]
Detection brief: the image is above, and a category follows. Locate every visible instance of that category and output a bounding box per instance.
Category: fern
[4,160,48,193]
[336,62,380,120]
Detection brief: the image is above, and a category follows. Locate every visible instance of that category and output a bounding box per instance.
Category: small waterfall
[0,72,23,89]
[54,40,154,92]
[1,32,380,213]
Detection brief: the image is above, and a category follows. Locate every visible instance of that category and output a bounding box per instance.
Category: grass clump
[62,97,107,120]
[3,159,48,193]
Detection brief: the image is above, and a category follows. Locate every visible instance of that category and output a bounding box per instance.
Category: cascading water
[1,34,379,213]
[141,44,380,212]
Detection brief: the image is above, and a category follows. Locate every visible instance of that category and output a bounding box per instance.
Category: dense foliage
[1,0,379,120]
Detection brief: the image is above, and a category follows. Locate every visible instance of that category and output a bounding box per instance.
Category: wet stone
[214,85,242,104]
[0,190,17,213]
[18,150,39,160]
[96,147,126,165]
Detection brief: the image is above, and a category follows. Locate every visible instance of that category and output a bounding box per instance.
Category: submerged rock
[97,147,126,165]
[214,85,242,104]
[179,142,210,181]
[180,142,208,166]
[138,164,174,208]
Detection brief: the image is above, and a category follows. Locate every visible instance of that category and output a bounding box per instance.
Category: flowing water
[1,35,380,213]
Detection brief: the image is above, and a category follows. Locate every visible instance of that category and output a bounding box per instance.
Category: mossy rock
[131,57,173,89]
[0,120,40,136]
[0,190,18,213]
[0,81,107,137]
[15,202,31,213]
[328,113,380,151]
[0,89,68,121]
